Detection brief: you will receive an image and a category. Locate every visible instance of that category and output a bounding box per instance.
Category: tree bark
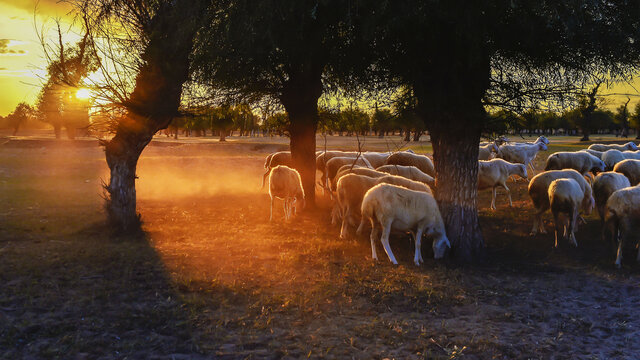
[580,128,590,142]
[219,129,227,142]
[429,112,485,262]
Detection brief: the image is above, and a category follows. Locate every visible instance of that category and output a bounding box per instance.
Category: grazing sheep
[622,150,640,160]
[581,149,604,160]
[326,156,373,193]
[528,169,592,235]
[357,184,450,265]
[376,164,436,189]
[262,151,291,188]
[498,142,548,174]
[336,174,430,239]
[478,159,528,210]
[601,149,626,171]
[362,152,391,168]
[588,142,638,152]
[593,172,631,221]
[478,142,500,160]
[548,178,594,248]
[605,186,640,268]
[268,165,305,221]
[384,152,435,177]
[613,159,640,185]
[544,151,605,180]
[316,151,358,189]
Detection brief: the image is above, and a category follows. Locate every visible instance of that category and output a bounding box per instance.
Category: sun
[76,88,91,100]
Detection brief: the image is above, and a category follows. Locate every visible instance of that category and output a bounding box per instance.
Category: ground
[1,132,640,359]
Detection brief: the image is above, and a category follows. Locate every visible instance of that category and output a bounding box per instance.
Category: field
[2,132,640,359]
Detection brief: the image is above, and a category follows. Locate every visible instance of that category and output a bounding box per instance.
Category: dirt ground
[1,134,640,359]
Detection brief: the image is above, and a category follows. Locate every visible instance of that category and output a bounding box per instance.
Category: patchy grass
[1,135,640,359]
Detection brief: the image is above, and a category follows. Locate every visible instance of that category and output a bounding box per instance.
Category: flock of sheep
[263,136,640,268]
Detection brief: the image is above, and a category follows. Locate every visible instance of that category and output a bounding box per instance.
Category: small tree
[6,103,35,135]
[631,101,640,139]
[615,97,631,138]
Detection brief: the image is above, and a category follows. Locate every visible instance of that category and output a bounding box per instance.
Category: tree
[193,0,358,207]
[358,1,640,262]
[6,103,34,135]
[71,0,209,233]
[576,82,602,141]
[631,101,640,139]
[614,97,631,138]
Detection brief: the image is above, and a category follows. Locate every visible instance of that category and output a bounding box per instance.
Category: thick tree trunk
[280,68,323,208]
[580,128,590,141]
[219,130,227,142]
[430,114,484,262]
[104,128,151,233]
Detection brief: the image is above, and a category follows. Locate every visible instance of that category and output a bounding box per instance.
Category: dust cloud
[136,153,266,200]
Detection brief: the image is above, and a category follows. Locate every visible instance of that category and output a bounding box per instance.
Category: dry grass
[1,134,640,359]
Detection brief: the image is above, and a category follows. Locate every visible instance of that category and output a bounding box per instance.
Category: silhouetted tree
[6,103,34,135]
[631,101,640,139]
[615,97,631,138]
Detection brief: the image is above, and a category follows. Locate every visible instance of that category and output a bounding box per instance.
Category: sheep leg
[502,183,512,207]
[553,211,561,248]
[270,196,275,222]
[530,210,546,235]
[380,219,398,265]
[615,230,623,269]
[330,204,340,225]
[570,209,578,247]
[340,207,350,240]
[369,220,379,261]
[490,187,497,210]
[413,228,424,266]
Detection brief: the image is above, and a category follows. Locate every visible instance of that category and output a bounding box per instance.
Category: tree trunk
[219,129,227,142]
[54,124,62,139]
[280,68,323,208]
[102,1,204,233]
[580,128,590,141]
[429,114,484,262]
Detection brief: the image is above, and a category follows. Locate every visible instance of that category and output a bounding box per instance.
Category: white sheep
[362,152,391,168]
[592,172,631,221]
[326,156,373,193]
[498,141,548,175]
[478,159,528,210]
[548,178,594,248]
[588,142,638,152]
[613,159,640,185]
[478,142,500,160]
[544,151,605,180]
[316,151,358,189]
[580,149,604,160]
[511,135,550,145]
[376,164,436,189]
[330,166,387,225]
[262,151,291,188]
[268,165,305,221]
[357,183,450,265]
[604,185,640,267]
[384,152,435,177]
[601,149,626,171]
[528,169,592,235]
[336,174,430,239]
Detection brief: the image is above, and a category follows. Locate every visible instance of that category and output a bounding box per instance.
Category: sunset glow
[75,88,91,100]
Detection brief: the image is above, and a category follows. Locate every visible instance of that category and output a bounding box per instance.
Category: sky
[1,1,640,117]
[0,0,78,116]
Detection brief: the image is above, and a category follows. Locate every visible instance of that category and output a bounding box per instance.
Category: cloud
[0,39,27,55]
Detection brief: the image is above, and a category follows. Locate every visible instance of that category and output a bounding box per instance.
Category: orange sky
[0,1,640,117]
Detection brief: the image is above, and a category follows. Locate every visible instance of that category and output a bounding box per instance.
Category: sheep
[268,165,305,221]
[548,178,594,248]
[509,135,549,146]
[336,174,430,239]
[544,151,605,181]
[362,152,391,168]
[326,156,373,193]
[622,150,640,160]
[376,164,436,189]
[605,186,640,267]
[588,142,638,152]
[478,159,528,210]
[316,151,358,189]
[580,149,604,160]
[357,183,450,265]
[601,149,626,171]
[498,141,548,175]
[613,159,640,185]
[384,152,435,177]
[478,142,500,160]
[262,151,291,188]
[528,169,592,235]
[593,172,632,221]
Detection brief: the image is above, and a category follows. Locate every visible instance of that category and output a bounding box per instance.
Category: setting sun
[75,88,91,100]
